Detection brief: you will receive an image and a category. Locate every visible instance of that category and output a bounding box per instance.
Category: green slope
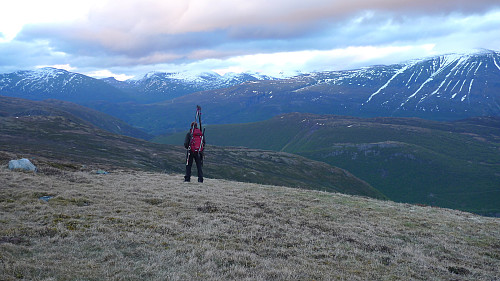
[0,95,151,139]
[155,113,500,216]
[0,112,384,199]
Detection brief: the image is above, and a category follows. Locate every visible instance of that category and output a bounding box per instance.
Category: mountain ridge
[166,50,500,120]
[0,67,130,103]
[100,70,276,103]
[0,95,151,140]
[96,49,500,134]
[0,50,500,123]
[1,50,499,133]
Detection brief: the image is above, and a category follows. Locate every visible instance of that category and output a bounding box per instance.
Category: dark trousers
[185,151,203,182]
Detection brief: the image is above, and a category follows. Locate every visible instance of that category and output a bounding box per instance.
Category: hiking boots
[184,177,203,183]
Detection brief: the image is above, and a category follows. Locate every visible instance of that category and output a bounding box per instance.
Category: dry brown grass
[1,166,499,280]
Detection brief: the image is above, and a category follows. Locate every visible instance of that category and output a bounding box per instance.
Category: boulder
[8,158,37,172]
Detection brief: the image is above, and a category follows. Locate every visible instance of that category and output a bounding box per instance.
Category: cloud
[83,69,134,81]
[0,39,69,73]
[79,0,500,36]
[36,64,76,71]
[18,1,500,55]
[201,44,438,75]
[86,44,437,79]
[95,0,498,34]
[2,0,499,77]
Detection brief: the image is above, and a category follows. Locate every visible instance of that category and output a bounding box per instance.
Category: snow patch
[417,56,469,105]
[468,79,474,96]
[400,54,473,108]
[493,56,500,71]
[365,63,414,104]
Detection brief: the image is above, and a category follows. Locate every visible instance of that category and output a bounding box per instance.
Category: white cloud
[36,64,76,72]
[126,44,440,78]
[212,66,246,76]
[83,69,135,81]
[0,0,104,42]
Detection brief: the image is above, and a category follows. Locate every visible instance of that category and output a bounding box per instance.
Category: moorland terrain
[1,165,499,280]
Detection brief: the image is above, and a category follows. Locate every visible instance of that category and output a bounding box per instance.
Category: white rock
[8,158,37,171]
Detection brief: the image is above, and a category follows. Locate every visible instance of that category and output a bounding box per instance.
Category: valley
[156,113,500,216]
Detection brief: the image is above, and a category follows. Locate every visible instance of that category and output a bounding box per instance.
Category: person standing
[184,122,205,182]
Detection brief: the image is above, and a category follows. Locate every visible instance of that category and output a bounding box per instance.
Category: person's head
[191,122,198,128]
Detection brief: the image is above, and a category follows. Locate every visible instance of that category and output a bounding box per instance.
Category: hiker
[184,121,205,182]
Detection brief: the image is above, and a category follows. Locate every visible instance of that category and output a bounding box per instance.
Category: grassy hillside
[0,112,384,199]
[155,113,500,216]
[0,96,151,140]
[1,167,499,280]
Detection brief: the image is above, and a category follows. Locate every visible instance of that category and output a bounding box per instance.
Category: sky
[1,0,499,80]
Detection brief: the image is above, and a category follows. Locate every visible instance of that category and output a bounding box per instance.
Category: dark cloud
[18,23,229,57]
[0,40,62,72]
[18,1,499,56]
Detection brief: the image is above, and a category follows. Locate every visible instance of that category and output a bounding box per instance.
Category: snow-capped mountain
[1,50,499,134]
[359,50,500,118]
[168,49,500,123]
[0,68,128,103]
[102,70,276,102]
[0,68,271,104]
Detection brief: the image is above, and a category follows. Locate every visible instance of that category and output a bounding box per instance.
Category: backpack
[190,128,204,152]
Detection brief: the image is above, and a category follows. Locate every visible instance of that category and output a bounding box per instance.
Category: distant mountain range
[0,67,274,104]
[101,71,275,103]
[106,50,500,134]
[0,68,128,103]
[148,49,500,132]
[1,49,499,134]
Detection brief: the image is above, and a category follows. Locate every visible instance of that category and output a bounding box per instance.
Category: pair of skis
[186,105,205,166]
